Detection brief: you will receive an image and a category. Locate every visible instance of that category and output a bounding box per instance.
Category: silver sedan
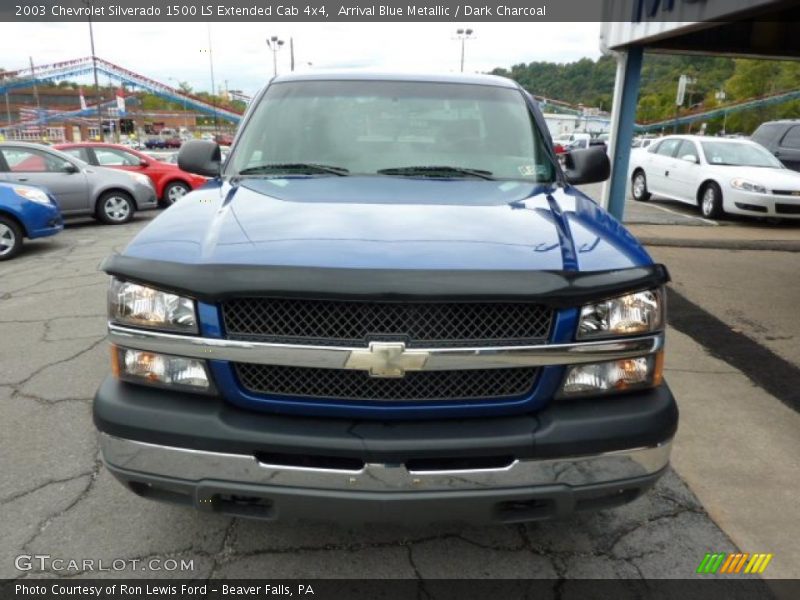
[0,142,157,224]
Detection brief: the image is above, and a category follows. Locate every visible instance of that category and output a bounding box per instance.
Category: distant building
[543,112,612,137]
[1,86,201,142]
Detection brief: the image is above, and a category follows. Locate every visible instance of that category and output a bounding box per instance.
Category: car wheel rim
[702,189,715,215]
[633,175,645,198]
[168,185,188,202]
[104,196,130,221]
[0,223,15,256]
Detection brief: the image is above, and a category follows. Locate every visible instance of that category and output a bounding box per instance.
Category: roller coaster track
[636,88,800,133]
[0,56,243,124]
[2,55,795,132]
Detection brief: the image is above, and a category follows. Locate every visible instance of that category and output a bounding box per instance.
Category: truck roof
[271,70,519,89]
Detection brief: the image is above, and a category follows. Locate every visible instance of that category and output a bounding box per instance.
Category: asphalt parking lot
[1,199,798,581]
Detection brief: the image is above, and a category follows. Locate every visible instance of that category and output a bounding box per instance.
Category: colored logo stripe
[697,553,773,574]
[745,554,773,574]
[697,553,726,574]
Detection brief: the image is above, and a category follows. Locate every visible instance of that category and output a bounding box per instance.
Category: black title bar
[0,0,769,22]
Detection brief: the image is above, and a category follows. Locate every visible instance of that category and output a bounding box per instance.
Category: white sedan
[629,135,800,220]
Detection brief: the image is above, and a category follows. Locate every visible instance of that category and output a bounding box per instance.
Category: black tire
[0,215,23,261]
[631,170,651,202]
[699,182,725,219]
[162,181,191,206]
[96,190,135,225]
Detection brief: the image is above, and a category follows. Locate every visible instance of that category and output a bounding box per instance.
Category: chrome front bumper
[100,433,672,493]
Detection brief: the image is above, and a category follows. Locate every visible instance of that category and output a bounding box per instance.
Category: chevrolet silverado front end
[94,73,676,523]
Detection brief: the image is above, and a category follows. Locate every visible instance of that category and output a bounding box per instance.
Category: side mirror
[564,147,610,185]
[62,163,79,174]
[139,159,149,167]
[177,140,221,177]
[681,154,699,164]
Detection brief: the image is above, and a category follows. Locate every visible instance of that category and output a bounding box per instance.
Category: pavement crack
[405,544,432,599]
[10,336,106,388]
[21,459,103,552]
[606,507,705,557]
[10,389,93,406]
[9,281,106,299]
[207,519,238,579]
[0,470,95,505]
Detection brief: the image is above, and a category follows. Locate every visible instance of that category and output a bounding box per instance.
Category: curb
[637,237,800,252]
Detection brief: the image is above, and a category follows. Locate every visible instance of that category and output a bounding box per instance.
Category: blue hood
[123,176,652,272]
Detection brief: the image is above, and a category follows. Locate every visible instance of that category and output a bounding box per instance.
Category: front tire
[631,171,651,202]
[162,181,190,206]
[96,191,134,225]
[0,216,23,261]
[699,182,724,219]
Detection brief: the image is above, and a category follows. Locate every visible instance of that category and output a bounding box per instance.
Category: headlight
[731,178,767,194]
[578,288,663,339]
[109,278,198,333]
[560,354,663,398]
[128,172,153,187]
[111,346,212,392]
[14,186,52,205]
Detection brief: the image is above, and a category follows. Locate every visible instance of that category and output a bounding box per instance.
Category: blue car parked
[0,181,63,260]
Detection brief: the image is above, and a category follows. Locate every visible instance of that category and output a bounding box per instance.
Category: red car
[54,143,208,206]
[214,133,234,146]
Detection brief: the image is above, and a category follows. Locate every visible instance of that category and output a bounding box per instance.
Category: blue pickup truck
[94,72,676,523]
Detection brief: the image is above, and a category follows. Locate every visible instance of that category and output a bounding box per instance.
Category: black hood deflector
[101,254,670,307]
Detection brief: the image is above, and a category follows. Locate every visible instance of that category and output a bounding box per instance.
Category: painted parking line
[645,201,719,226]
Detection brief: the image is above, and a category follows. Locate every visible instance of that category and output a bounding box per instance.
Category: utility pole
[207,23,218,137]
[82,0,103,140]
[4,92,10,126]
[28,57,42,137]
[290,37,295,72]
[674,74,696,134]
[674,74,686,134]
[715,89,727,135]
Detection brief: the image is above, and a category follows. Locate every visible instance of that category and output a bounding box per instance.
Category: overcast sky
[0,22,602,95]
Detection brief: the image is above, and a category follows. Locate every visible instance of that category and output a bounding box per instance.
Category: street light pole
[82,0,103,140]
[455,28,474,73]
[266,36,285,77]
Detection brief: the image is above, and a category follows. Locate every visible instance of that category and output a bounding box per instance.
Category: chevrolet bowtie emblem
[345,342,429,378]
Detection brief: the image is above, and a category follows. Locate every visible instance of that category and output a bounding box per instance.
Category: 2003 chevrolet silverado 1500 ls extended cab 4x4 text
[94,72,676,523]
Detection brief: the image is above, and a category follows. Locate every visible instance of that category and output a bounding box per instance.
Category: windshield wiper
[236,163,349,177]
[377,165,495,180]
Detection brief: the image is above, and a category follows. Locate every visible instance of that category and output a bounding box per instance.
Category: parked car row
[552,132,609,156]
[0,141,210,260]
[144,137,183,149]
[629,134,800,220]
[54,143,208,206]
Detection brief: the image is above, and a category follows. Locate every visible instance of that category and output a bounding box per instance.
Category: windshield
[701,141,783,168]
[228,80,555,183]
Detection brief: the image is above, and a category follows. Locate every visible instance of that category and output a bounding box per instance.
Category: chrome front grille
[221,297,553,348]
